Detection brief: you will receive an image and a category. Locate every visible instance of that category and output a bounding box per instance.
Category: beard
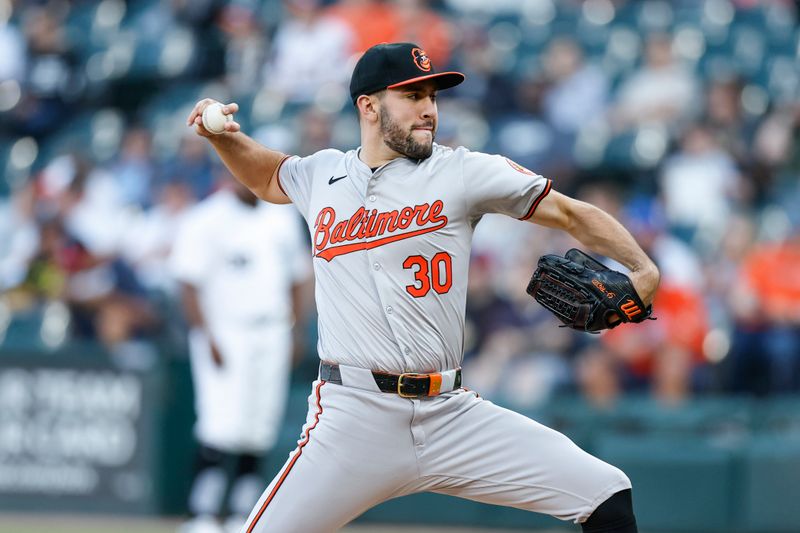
[379,106,435,160]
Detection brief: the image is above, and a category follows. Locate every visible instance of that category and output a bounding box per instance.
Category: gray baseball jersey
[277,143,552,374]
[243,144,631,533]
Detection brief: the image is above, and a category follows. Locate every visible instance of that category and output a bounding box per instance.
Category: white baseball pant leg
[242,381,629,533]
[189,323,292,452]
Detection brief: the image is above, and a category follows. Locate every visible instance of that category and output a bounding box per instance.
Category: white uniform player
[170,178,311,533]
[186,43,660,533]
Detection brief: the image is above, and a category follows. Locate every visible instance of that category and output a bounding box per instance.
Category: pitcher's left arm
[530,190,660,305]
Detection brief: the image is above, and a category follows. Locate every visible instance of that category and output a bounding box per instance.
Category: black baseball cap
[349,42,465,105]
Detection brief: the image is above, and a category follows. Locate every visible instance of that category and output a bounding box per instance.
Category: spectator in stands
[704,76,753,166]
[217,2,268,97]
[107,127,157,208]
[462,253,523,363]
[0,182,38,296]
[264,0,354,105]
[296,106,335,156]
[726,228,800,394]
[575,196,710,405]
[18,213,158,362]
[541,37,609,138]
[622,197,704,290]
[703,212,758,318]
[13,6,78,138]
[36,153,129,258]
[539,37,609,181]
[394,0,454,67]
[160,132,217,200]
[166,0,228,79]
[326,0,399,54]
[9,217,67,306]
[587,280,710,405]
[170,0,220,27]
[487,73,557,183]
[462,252,575,406]
[771,156,800,248]
[119,179,195,295]
[752,102,799,198]
[611,32,699,133]
[658,122,745,246]
[5,135,182,354]
[16,152,158,359]
[576,344,621,409]
[0,5,25,84]
[446,25,516,115]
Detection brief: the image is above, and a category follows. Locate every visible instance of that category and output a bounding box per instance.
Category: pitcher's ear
[356,94,380,122]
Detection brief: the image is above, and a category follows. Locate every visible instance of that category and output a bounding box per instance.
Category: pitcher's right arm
[187,99,291,204]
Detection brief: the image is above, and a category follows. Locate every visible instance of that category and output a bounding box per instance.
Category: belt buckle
[397,373,427,398]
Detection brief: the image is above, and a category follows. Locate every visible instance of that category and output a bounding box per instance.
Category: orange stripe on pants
[245,381,326,533]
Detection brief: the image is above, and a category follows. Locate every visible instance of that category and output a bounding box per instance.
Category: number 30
[403,252,453,297]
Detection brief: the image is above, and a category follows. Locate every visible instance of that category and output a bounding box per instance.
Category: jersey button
[373,262,381,271]
[404,347,411,355]
[369,195,377,202]
[386,306,393,314]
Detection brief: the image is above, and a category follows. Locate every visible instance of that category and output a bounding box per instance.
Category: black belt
[319,362,462,398]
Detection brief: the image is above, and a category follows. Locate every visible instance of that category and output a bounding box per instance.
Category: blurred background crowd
[1,0,800,411]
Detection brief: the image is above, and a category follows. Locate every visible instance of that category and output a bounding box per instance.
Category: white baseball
[201,102,232,134]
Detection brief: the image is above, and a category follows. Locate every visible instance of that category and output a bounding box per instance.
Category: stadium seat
[574,15,612,58]
[128,35,167,79]
[35,108,127,167]
[634,0,675,32]
[549,7,580,38]
[140,81,206,120]
[730,25,766,78]
[63,2,96,54]
[0,139,12,198]
[732,4,769,28]
[699,53,743,83]
[765,55,800,103]
[604,25,644,81]
[602,131,640,169]
[121,0,161,26]
[0,307,48,351]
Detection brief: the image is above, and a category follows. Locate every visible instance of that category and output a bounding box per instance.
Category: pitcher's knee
[581,488,637,533]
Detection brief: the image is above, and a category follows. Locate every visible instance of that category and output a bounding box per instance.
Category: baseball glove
[527,248,653,333]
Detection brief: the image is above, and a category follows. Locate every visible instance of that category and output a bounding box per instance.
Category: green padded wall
[594,433,739,532]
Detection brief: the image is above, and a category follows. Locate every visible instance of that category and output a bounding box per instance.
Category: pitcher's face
[378,81,438,160]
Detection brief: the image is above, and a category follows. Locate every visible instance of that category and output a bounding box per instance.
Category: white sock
[227,473,264,517]
[188,467,227,516]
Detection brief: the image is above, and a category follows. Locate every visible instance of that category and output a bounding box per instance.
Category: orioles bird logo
[504,157,536,176]
[412,48,431,72]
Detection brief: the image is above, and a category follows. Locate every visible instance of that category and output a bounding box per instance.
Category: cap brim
[387,71,465,92]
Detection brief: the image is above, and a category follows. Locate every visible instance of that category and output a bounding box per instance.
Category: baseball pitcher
[186,43,659,533]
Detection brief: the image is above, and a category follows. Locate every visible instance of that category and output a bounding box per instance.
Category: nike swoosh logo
[328,175,347,185]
